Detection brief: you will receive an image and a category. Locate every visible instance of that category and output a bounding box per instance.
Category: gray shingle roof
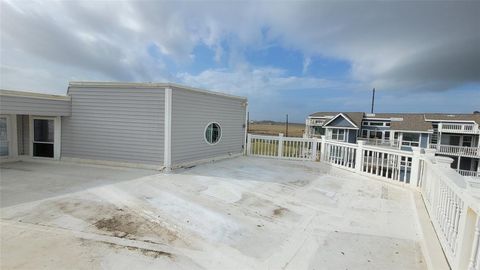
[309,111,480,132]
[309,112,340,118]
[310,112,364,128]
[424,113,480,125]
[390,114,433,132]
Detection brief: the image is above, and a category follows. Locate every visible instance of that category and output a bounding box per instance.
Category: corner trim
[164,87,172,171]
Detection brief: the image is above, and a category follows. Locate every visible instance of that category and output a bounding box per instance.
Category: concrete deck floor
[0,157,426,269]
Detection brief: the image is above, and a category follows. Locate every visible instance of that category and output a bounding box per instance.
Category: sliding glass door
[33,118,54,158]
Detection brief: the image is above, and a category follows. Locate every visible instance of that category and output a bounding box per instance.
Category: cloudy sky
[1,0,479,122]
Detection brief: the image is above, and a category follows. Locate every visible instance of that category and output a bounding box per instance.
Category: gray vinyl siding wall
[171,87,246,166]
[348,130,357,143]
[0,95,71,116]
[61,87,165,165]
[16,115,29,155]
[420,133,429,148]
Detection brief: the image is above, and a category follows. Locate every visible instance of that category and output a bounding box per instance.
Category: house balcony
[429,143,480,158]
[456,169,480,178]
[359,137,400,149]
[305,119,325,126]
[438,123,480,134]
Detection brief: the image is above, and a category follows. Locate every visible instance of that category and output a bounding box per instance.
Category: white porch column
[164,87,172,171]
[355,139,365,172]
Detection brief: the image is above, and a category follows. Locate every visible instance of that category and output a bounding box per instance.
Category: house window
[362,129,368,138]
[331,129,345,141]
[33,119,54,158]
[314,127,325,135]
[463,136,472,147]
[369,122,384,126]
[205,122,221,145]
[401,133,420,147]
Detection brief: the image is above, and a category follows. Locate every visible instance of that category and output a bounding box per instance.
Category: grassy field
[248,123,305,137]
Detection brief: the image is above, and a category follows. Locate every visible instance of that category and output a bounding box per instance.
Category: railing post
[278,133,284,158]
[355,139,365,172]
[454,207,478,270]
[311,137,318,161]
[424,148,437,161]
[435,155,454,168]
[246,134,252,155]
[467,215,480,270]
[320,135,326,162]
[410,147,422,187]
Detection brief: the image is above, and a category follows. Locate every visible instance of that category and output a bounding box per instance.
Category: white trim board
[163,87,172,171]
[390,129,433,134]
[322,113,359,129]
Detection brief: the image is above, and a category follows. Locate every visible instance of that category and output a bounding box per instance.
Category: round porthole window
[205,122,221,145]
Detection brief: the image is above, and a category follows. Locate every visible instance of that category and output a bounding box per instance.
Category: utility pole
[286,114,289,137]
[371,88,375,114]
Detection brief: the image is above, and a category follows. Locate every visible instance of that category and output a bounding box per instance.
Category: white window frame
[400,132,421,147]
[330,128,346,142]
[363,121,391,127]
[29,116,61,160]
[204,122,222,145]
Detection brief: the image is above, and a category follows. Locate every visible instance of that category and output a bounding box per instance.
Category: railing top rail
[362,143,414,156]
[436,144,479,150]
[249,134,319,142]
[322,139,358,147]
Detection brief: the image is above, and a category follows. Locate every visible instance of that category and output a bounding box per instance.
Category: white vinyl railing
[439,123,479,134]
[361,145,413,184]
[457,169,480,178]
[359,137,400,148]
[429,144,480,158]
[321,140,357,171]
[247,134,317,161]
[418,156,480,270]
[246,133,480,269]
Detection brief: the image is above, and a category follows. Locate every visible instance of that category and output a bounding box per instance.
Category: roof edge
[322,113,359,128]
[0,89,71,101]
[68,81,248,101]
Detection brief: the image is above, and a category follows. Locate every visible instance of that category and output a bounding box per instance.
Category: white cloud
[176,66,340,98]
[302,57,311,74]
[0,0,478,119]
